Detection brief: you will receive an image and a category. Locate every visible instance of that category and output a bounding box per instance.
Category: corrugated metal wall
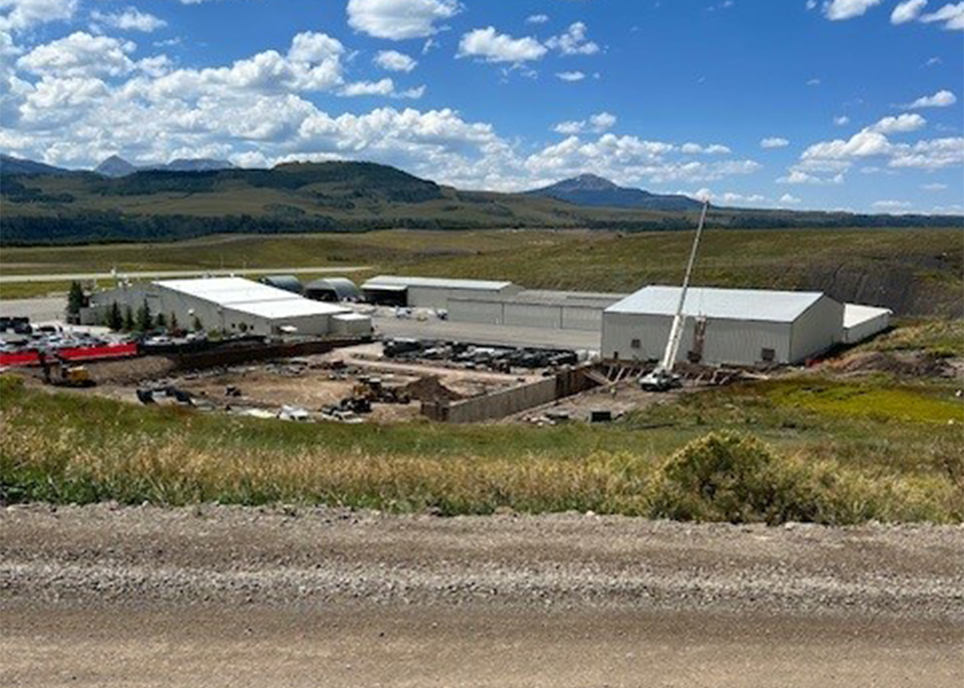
[789,296,844,362]
[602,311,794,366]
[406,285,517,309]
[448,299,504,325]
[504,303,563,328]
[843,312,890,344]
[561,306,604,332]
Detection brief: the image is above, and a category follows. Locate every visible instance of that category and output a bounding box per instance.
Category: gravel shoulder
[1,504,962,687]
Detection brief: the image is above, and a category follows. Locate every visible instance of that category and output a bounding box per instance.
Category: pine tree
[136,300,153,332]
[123,306,135,331]
[108,302,123,331]
[169,312,179,332]
[192,315,203,332]
[67,281,87,316]
[155,312,167,329]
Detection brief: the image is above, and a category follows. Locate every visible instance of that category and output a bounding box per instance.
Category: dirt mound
[85,356,177,385]
[400,376,464,403]
[828,351,949,377]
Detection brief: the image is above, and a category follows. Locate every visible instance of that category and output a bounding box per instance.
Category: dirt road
[1,504,961,687]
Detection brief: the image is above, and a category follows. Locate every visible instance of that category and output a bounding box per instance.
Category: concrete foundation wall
[429,378,557,423]
[422,368,597,423]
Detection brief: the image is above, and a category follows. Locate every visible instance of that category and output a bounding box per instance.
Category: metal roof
[157,277,294,304]
[156,277,348,318]
[449,289,626,307]
[605,285,828,323]
[844,303,892,328]
[362,275,515,291]
[259,275,304,294]
[227,299,348,319]
[305,277,361,300]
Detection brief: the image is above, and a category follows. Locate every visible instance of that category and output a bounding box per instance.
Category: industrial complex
[2,267,896,426]
[79,272,892,366]
[603,286,845,367]
[86,277,373,338]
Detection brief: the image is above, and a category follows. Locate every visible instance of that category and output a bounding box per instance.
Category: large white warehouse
[448,290,627,332]
[602,286,845,366]
[89,277,372,337]
[362,275,521,309]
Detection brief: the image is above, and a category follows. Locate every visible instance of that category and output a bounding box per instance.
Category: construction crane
[640,199,710,392]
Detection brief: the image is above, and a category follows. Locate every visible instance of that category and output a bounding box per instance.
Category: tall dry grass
[2,380,959,524]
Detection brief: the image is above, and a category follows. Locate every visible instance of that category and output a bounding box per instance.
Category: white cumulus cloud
[0,0,77,32]
[347,0,460,40]
[457,27,547,63]
[761,137,790,148]
[373,50,417,72]
[907,89,957,108]
[17,32,136,77]
[555,71,585,82]
[90,7,167,33]
[868,113,926,134]
[891,0,928,23]
[545,22,599,55]
[823,0,882,20]
[920,2,964,29]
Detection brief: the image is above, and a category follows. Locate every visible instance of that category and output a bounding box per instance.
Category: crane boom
[640,199,709,391]
[660,199,709,371]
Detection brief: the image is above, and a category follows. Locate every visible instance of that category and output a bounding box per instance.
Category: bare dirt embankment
[1,504,962,687]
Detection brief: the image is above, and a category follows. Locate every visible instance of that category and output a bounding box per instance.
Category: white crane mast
[640,199,709,391]
[658,199,709,372]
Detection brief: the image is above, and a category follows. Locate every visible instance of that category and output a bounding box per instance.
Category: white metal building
[361,275,521,309]
[90,277,371,337]
[448,290,627,332]
[602,286,845,366]
[843,304,892,344]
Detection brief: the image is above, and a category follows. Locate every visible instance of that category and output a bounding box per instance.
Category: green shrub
[652,431,824,524]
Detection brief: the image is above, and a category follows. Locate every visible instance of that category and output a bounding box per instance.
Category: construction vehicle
[352,376,411,404]
[640,199,709,392]
[49,363,95,388]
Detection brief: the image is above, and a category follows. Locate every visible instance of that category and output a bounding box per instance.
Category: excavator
[38,351,95,388]
[639,199,709,392]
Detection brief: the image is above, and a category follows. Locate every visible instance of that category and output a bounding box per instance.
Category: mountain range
[0,154,77,176]
[526,173,704,211]
[0,154,959,245]
[94,155,235,177]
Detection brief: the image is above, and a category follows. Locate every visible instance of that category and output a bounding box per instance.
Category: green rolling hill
[0,159,959,245]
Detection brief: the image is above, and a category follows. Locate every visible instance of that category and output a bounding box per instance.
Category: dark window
[687,350,701,363]
[630,338,641,349]
[613,351,620,360]
[761,348,776,363]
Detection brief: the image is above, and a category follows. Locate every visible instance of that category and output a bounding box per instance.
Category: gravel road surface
[1,504,961,687]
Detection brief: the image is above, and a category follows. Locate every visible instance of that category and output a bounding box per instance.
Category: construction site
[2,214,909,430]
[1,200,902,427]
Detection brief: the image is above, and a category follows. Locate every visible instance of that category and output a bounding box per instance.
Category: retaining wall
[422,367,597,423]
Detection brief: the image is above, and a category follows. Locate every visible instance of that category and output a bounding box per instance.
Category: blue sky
[1,0,961,213]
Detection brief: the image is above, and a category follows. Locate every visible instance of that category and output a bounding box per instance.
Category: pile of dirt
[85,356,177,385]
[828,351,950,378]
[400,375,464,403]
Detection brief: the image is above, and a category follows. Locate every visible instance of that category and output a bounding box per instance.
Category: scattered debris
[278,405,310,422]
[827,350,953,378]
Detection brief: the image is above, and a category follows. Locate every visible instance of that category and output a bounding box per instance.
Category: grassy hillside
[3,228,961,315]
[2,161,958,245]
[1,374,960,523]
